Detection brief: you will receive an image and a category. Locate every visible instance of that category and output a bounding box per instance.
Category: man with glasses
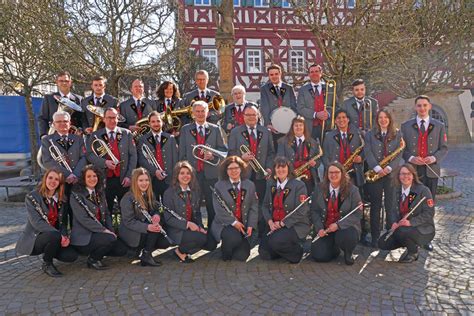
[87,108,137,214]
[228,105,274,237]
[38,71,83,138]
[82,76,118,134]
[178,101,227,228]
[222,85,259,134]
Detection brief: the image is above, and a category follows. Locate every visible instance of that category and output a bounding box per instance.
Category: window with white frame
[201,48,218,67]
[282,0,291,8]
[194,0,211,6]
[254,0,270,7]
[289,50,305,73]
[246,49,262,73]
[347,0,356,8]
[234,0,241,6]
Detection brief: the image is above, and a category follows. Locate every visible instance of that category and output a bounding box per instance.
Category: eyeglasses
[399,172,412,176]
[105,116,118,119]
[328,171,342,175]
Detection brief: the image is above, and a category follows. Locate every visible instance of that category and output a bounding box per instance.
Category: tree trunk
[24,91,40,178]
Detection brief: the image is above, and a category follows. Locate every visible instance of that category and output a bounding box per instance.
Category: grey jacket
[259,82,297,127]
[310,184,362,235]
[178,122,227,180]
[401,118,448,178]
[38,92,83,137]
[81,94,118,129]
[118,191,158,248]
[296,82,334,135]
[228,124,275,180]
[180,88,221,124]
[387,183,435,235]
[162,186,203,244]
[137,131,178,184]
[222,101,260,133]
[86,127,137,182]
[41,132,87,178]
[262,178,311,239]
[210,179,259,242]
[118,97,156,129]
[364,129,403,172]
[340,96,379,132]
[70,187,112,246]
[16,190,68,255]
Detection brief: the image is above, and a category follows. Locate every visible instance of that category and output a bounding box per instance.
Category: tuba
[46,95,83,135]
[365,137,405,183]
[87,104,106,132]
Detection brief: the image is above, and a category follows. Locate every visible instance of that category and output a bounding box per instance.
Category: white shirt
[401,186,411,200]
[355,97,365,110]
[329,184,340,198]
[60,92,72,99]
[246,125,257,137]
[230,179,241,190]
[152,131,162,142]
[87,188,95,196]
[94,94,105,102]
[296,136,305,145]
[105,127,119,138]
[180,185,191,192]
[277,178,289,190]
[312,81,322,95]
[133,96,143,104]
[416,116,430,131]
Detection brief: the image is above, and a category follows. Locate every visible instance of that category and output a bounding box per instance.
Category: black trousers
[250,173,267,238]
[364,176,395,242]
[178,230,217,254]
[311,226,359,262]
[31,231,78,263]
[152,177,169,202]
[75,232,128,261]
[259,227,303,263]
[311,124,325,143]
[138,232,171,252]
[64,183,73,228]
[378,226,435,254]
[416,165,438,199]
[105,176,128,214]
[220,226,251,261]
[196,172,217,229]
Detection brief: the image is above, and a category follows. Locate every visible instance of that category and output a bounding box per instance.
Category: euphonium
[132,117,151,141]
[191,144,227,166]
[365,137,405,183]
[293,145,323,180]
[240,144,269,177]
[343,135,365,172]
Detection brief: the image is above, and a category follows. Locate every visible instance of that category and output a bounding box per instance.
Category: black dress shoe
[140,250,162,267]
[423,243,434,251]
[87,258,108,270]
[344,252,355,265]
[399,252,418,263]
[42,261,63,277]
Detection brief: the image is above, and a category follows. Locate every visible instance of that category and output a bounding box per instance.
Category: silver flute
[384,197,427,242]
[267,196,311,236]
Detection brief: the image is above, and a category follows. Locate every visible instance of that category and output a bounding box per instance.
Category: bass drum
[270,107,297,134]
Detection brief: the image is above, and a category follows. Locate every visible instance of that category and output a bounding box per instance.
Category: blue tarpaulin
[0,96,42,154]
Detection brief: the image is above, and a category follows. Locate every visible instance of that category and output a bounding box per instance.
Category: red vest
[294,141,311,179]
[234,189,243,222]
[154,138,165,171]
[272,190,286,221]
[417,129,429,158]
[313,93,325,126]
[107,137,121,178]
[399,196,409,217]
[248,131,258,156]
[338,136,351,164]
[234,107,245,125]
[47,200,58,228]
[325,194,340,228]
[185,194,192,222]
[195,129,206,172]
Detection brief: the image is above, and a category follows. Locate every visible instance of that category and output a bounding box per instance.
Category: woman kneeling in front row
[119,168,172,266]
[259,156,311,264]
[378,164,435,263]
[163,161,217,263]
[310,162,362,265]
[70,165,127,270]
[16,169,78,277]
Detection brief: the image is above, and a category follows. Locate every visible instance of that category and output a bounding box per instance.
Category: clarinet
[158,201,186,222]
[210,186,248,238]
[133,200,174,244]
[71,192,103,225]
[26,194,50,224]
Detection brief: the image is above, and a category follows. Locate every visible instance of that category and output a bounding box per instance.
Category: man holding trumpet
[137,111,178,201]
[178,101,227,228]
[87,107,137,214]
[228,105,274,237]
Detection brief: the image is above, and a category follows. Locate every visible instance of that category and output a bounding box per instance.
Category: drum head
[270,107,297,134]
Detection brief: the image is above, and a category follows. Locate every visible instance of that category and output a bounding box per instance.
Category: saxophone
[365,137,405,183]
[343,134,365,172]
[293,145,323,180]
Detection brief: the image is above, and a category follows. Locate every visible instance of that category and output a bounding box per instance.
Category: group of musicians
[16,64,447,277]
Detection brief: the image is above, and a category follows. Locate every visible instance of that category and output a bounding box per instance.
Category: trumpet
[38,139,73,172]
[191,144,227,167]
[91,135,121,165]
[240,145,269,177]
[141,144,167,177]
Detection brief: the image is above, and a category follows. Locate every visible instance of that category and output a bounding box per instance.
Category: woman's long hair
[392,163,422,187]
[286,116,310,146]
[76,164,105,195]
[156,81,180,100]
[374,108,397,141]
[37,168,65,202]
[171,161,199,193]
[131,168,155,211]
[320,161,351,200]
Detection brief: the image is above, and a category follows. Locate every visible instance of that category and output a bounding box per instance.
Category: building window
[347,0,356,8]
[282,0,291,8]
[234,0,240,6]
[246,49,262,73]
[194,0,211,6]
[254,0,270,7]
[289,50,305,73]
[201,48,218,67]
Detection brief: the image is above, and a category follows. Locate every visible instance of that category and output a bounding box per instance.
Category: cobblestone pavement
[0,144,472,315]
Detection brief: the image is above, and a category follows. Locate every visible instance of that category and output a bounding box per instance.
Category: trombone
[141,144,167,177]
[91,135,121,165]
[363,98,373,130]
[239,145,269,177]
[191,144,227,167]
[322,79,337,143]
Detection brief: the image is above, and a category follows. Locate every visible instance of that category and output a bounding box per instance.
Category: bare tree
[53,0,175,97]
[0,0,62,177]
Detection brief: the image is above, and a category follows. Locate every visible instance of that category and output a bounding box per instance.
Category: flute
[384,197,427,242]
[267,196,311,236]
